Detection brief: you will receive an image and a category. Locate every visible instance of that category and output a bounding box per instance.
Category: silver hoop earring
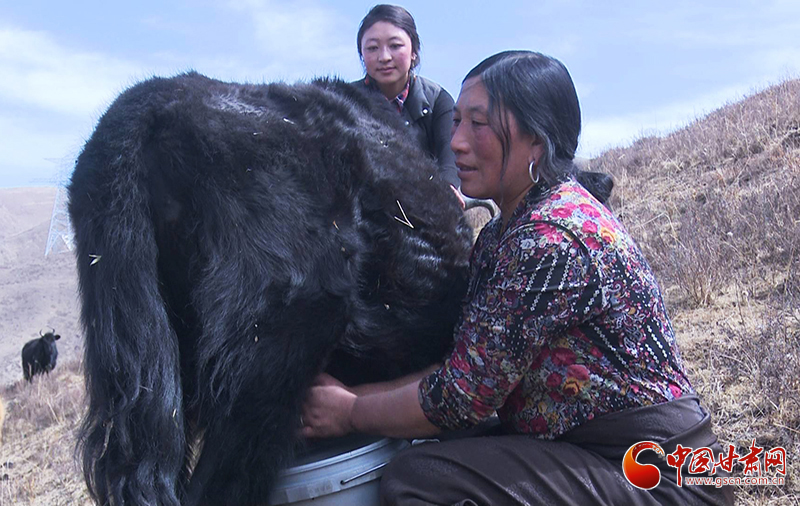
[528,159,540,184]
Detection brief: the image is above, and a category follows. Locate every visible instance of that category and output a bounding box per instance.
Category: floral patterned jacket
[419,179,694,438]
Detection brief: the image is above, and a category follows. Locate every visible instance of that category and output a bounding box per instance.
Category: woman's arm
[300,371,441,440]
[354,380,441,438]
[351,363,440,396]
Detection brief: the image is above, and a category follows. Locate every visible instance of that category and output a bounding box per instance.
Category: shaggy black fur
[21,330,61,381]
[68,73,473,506]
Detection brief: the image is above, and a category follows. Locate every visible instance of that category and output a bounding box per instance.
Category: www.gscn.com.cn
[622,439,786,490]
[683,476,785,488]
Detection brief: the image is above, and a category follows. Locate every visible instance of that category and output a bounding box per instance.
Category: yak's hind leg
[179,184,358,506]
[184,290,348,506]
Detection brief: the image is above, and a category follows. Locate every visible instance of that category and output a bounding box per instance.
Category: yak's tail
[70,127,185,506]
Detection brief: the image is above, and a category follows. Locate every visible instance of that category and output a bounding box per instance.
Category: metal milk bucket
[268,434,410,505]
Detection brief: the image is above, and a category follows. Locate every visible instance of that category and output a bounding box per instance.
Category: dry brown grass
[1,79,798,505]
[591,77,800,505]
[0,360,91,506]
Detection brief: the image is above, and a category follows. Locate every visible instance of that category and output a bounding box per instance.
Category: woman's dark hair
[357,4,421,71]
[464,50,612,202]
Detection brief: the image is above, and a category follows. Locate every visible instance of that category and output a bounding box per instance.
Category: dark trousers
[380,396,734,505]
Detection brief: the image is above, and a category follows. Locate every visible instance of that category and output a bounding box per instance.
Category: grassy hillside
[1,79,798,504]
[1,362,89,505]
[590,78,800,505]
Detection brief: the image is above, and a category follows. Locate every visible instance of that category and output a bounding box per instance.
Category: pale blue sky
[1,0,799,188]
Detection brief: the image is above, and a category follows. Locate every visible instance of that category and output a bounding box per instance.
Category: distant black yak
[68,72,473,506]
[21,328,61,381]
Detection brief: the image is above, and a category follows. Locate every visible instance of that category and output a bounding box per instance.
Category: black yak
[68,72,473,506]
[21,329,61,381]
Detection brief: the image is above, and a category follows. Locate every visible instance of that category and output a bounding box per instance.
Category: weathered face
[360,21,415,98]
[451,77,538,207]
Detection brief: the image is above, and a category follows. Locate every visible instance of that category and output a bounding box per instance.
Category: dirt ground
[0,187,83,388]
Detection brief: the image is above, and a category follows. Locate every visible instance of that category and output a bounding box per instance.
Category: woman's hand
[300,373,357,439]
[300,368,442,440]
[311,371,350,391]
[450,185,466,210]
